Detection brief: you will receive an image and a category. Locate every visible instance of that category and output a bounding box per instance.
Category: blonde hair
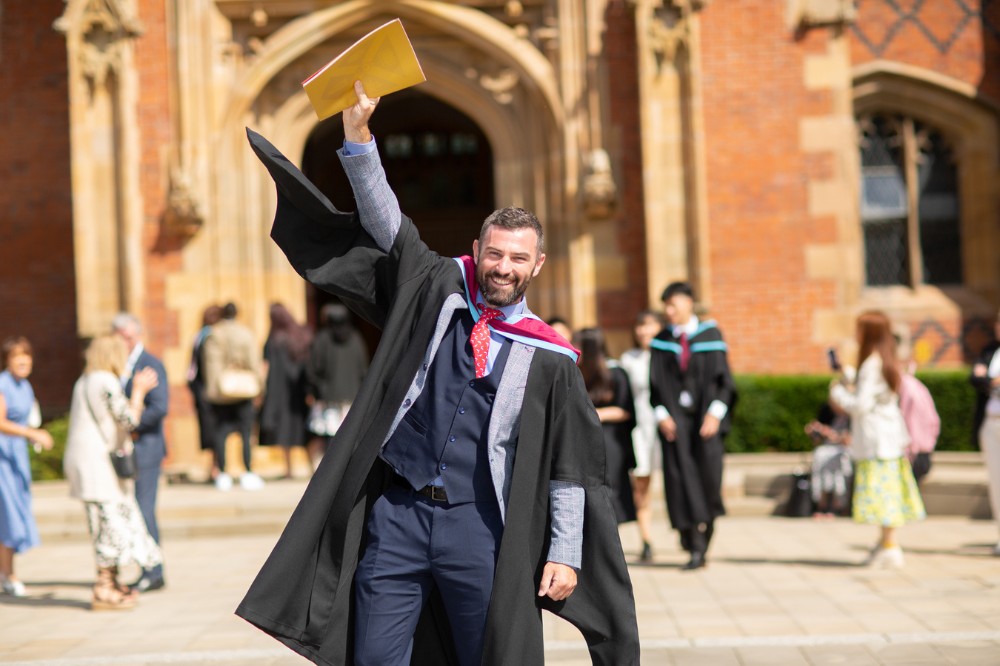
[84,334,128,376]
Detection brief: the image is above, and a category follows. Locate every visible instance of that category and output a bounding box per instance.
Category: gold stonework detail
[582,149,617,219]
[787,0,857,31]
[163,168,205,238]
[55,0,144,93]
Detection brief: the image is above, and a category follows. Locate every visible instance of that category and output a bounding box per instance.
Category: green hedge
[30,415,68,481]
[727,371,977,454]
[28,371,978,479]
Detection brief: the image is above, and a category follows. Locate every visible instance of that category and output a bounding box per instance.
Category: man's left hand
[537,562,577,601]
[700,414,720,438]
[343,81,379,144]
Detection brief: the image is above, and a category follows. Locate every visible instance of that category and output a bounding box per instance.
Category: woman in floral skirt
[64,334,162,609]
[830,311,925,568]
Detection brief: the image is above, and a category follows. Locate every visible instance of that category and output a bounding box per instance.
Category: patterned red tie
[679,332,691,372]
[471,306,504,378]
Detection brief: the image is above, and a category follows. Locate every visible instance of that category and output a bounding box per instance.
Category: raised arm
[337,81,401,252]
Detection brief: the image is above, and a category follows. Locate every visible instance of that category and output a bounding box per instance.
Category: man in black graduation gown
[235,83,638,665]
[649,281,736,570]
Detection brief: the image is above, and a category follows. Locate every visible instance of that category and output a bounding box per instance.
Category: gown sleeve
[246,129,442,331]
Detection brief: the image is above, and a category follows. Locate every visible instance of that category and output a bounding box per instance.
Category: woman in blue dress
[0,337,53,596]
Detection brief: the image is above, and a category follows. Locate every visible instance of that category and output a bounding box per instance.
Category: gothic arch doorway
[300,89,496,343]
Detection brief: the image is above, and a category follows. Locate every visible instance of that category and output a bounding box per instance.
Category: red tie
[471,306,504,378]
[679,332,691,372]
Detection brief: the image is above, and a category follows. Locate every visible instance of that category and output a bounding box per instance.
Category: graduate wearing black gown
[235,125,638,665]
[649,282,736,570]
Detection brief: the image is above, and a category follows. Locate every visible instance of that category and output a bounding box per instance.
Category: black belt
[392,473,449,502]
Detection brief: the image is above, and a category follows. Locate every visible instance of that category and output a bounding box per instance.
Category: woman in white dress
[64,334,162,609]
[618,310,665,562]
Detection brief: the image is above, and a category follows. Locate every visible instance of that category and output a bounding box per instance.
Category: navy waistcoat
[382,310,511,504]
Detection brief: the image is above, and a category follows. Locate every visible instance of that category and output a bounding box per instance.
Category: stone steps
[29,452,991,543]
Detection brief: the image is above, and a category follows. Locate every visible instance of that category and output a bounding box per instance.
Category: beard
[477,265,534,308]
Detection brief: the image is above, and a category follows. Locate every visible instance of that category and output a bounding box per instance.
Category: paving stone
[3,481,1000,665]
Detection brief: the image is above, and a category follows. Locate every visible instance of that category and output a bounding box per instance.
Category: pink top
[898,373,940,458]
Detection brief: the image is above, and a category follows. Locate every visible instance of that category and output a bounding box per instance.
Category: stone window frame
[857,112,961,288]
[853,63,1000,305]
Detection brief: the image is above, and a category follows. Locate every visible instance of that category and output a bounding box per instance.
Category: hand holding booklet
[302,19,426,120]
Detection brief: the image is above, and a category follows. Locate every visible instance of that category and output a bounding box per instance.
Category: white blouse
[63,370,140,502]
[830,355,910,461]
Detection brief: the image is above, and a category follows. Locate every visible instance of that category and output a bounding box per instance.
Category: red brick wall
[696,0,839,374]
[133,0,191,453]
[0,4,79,412]
[850,1,995,97]
[600,0,649,336]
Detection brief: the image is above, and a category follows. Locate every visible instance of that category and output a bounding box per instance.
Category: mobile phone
[826,347,841,371]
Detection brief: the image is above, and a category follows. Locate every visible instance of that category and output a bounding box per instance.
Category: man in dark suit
[112,312,169,591]
[235,83,639,665]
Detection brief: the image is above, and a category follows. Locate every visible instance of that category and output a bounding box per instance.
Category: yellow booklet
[302,19,426,121]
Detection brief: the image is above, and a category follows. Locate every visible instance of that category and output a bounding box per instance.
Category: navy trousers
[134,463,164,580]
[354,483,503,666]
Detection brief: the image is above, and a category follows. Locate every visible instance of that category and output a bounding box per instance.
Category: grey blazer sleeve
[548,481,585,569]
[336,144,402,252]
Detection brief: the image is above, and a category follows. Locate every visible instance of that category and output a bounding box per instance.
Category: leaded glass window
[858,114,962,287]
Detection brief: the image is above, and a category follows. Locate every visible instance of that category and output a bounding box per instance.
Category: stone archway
[300,88,496,350]
[212,2,577,326]
[162,1,601,473]
[301,88,495,258]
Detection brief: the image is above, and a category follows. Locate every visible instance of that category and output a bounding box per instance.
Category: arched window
[858,113,962,287]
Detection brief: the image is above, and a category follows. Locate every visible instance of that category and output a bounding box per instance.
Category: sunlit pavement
[2,477,998,665]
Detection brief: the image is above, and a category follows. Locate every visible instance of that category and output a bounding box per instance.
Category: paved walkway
[1,478,999,665]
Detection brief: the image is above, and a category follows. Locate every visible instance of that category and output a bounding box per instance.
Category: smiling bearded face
[473,224,546,308]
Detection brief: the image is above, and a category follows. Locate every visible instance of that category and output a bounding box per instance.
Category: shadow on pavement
[23,579,93,588]
[716,556,862,568]
[0,594,91,610]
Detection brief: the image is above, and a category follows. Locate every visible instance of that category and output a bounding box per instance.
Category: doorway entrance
[300,89,496,347]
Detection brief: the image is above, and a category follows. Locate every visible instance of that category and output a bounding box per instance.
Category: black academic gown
[649,323,736,535]
[235,129,639,666]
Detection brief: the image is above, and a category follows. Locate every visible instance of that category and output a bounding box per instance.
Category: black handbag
[784,472,814,518]
[109,449,137,480]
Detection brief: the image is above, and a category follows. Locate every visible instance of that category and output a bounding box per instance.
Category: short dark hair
[635,309,665,327]
[661,281,694,303]
[2,336,32,364]
[222,302,238,320]
[479,207,544,254]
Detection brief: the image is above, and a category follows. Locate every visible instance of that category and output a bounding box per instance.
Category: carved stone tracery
[632,0,709,73]
[55,0,144,92]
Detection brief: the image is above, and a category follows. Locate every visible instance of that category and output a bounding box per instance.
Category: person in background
[649,281,736,571]
[64,334,162,610]
[804,400,852,518]
[618,309,665,561]
[111,313,169,593]
[305,303,368,468]
[830,311,925,568]
[259,303,313,479]
[971,308,1000,556]
[897,359,940,485]
[0,337,54,596]
[546,317,573,344]
[575,327,637,525]
[188,304,223,481]
[202,302,265,492]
